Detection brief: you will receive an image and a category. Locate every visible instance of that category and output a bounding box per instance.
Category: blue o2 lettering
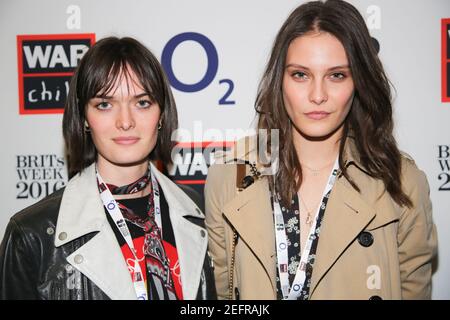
[162,32,218,92]
[218,79,235,105]
[161,32,235,105]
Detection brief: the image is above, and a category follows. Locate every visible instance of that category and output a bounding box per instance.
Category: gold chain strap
[228,229,238,300]
[227,161,260,300]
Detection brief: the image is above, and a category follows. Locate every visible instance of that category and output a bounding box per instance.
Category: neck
[293,126,343,169]
[97,160,149,187]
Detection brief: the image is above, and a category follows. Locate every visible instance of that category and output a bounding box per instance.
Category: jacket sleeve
[0,218,40,299]
[204,164,231,300]
[397,163,438,299]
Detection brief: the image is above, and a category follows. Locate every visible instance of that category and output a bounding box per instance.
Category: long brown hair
[63,37,178,178]
[256,0,412,208]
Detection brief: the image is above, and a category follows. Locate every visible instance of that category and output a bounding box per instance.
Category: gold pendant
[306,212,313,225]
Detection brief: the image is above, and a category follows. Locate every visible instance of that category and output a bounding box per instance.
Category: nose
[116,106,135,130]
[309,79,328,105]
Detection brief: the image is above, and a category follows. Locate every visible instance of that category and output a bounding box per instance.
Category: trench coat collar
[221,136,376,298]
[340,135,368,173]
[54,163,206,300]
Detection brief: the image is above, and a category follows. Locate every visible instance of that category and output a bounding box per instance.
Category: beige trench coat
[205,137,437,300]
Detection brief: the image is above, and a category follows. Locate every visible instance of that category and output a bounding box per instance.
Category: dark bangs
[76,38,165,111]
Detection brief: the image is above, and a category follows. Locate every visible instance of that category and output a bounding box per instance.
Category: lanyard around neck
[273,157,339,300]
[96,165,162,300]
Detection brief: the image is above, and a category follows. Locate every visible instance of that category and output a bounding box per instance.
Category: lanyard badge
[96,166,162,300]
[273,157,339,300]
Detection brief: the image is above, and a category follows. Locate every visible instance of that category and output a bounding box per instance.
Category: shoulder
[9,188,65,232]
[206,134,273,189]
[205,141,244,212]
[207,134,263,178]
[397,152,433,229]
[204,161,238,209]
[206,160,237,186]
[176,183,205,213]
[399,152,429,195]
[205,136,250,189]
[3,188,65,248]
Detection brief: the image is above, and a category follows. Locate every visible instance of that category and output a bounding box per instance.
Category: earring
[84,120,90,133]
[158,120,162,130]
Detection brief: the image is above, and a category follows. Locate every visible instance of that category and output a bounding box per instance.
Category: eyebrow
[93,92,151,99]
[285,64,350,71]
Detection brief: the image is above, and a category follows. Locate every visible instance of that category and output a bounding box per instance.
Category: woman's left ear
[158,119,162,130]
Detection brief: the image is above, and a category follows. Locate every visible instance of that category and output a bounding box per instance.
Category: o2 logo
[161,32,235,105]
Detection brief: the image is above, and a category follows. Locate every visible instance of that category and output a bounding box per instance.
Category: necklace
[301,160,336,177]
[298,194,317,226]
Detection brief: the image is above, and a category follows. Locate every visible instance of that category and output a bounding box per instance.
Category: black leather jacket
[0,184,216,300]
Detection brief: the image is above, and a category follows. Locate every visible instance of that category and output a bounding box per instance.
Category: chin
[293,117,346,139]
[109,156,150,167]
[296,125,335,140]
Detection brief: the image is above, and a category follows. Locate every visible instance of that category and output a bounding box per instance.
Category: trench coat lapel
[222,178,276,291]
[309,175,376,297]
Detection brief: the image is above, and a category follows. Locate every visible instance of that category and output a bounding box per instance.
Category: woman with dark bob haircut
[205,0,437,299]
[0,37,216,300]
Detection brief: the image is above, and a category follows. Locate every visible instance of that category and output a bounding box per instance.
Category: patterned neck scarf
[103,167,177,300]
[105,167,152,195]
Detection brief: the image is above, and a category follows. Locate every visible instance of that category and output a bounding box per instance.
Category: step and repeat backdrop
[0,0,449,299]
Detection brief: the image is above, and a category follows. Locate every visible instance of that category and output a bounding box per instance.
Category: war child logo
[17,33,95,114]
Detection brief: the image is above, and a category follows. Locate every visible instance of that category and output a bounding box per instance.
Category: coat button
[241,176,254,189]
[46,227,54,235]
[369,295,382,300]
[358,231,374,247]
[200,230,206,238]
[74,254,84,264]
[58,232,67,241]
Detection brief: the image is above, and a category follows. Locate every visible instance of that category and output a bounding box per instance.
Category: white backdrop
[0,0,449,299]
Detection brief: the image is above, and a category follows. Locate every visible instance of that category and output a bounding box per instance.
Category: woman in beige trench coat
[205,0,437,300]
